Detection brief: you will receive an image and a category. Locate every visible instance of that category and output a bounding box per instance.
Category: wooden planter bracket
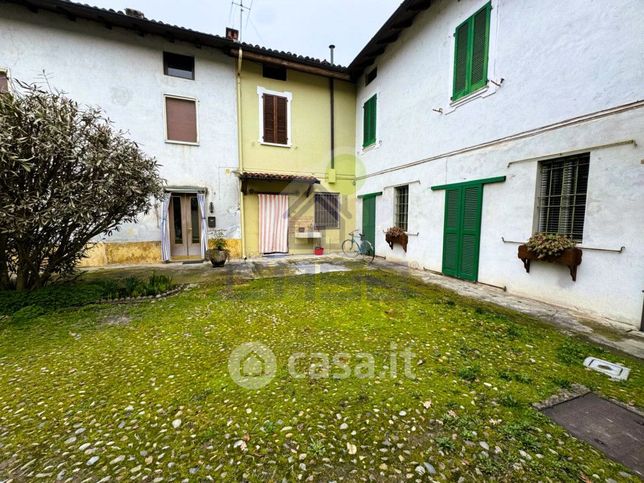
[518,245,582,282]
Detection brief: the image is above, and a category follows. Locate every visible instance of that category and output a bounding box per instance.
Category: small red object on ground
[314,247,324,255]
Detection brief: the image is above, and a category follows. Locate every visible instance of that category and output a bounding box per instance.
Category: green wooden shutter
[442,188,461,277]
[452,2,491,100]
[363,95,377,147]
[362,99,370,147]
[470,3,491,91]
[452,22,470,100]
[362,196,376,249]
[458,185,483,281]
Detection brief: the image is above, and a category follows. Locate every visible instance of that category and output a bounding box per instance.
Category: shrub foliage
[526,232,576,259]
[0,82,164,290]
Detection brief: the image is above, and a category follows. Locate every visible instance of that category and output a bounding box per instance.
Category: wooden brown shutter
[263,94,288,145]
[263,94,276,143]
[166,97,197,143]
[0,72,8,94]
[275,96,288,145]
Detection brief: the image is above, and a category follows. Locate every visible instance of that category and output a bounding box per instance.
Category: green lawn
[0,269,641,481]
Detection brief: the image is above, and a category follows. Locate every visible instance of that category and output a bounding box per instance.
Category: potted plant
[518,232,582,281]
[385,226,409,252]
[207,230,229,267]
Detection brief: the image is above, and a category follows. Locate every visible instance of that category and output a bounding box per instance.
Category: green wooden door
[362,196,376,249]
[441,185,483,281]
[441,188,461,277]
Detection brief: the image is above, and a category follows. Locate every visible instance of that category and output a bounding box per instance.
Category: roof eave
[348,0,433,79]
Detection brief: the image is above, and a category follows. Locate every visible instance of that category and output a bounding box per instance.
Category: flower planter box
[517,245,582,281]
[385,232,409,253]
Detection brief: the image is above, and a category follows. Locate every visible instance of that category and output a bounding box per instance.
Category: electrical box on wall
[327,168,336,184]
[207,216,216,228]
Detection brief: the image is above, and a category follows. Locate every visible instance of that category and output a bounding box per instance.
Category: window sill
[360,140,381,154]
[444,82,498,114]
[165,139,199,146]
[260,141,292,149]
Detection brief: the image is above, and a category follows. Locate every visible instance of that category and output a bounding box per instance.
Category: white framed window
[163,94,199,145]
[257,86,292,147]
[445,0,501,111]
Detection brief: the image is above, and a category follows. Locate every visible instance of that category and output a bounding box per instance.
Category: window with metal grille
[314,193,340,229]
[537,153,590,242]
[395,185,409,232]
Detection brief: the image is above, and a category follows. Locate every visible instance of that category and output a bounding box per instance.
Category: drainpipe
[236,47,247,260]
[329,44,336,170]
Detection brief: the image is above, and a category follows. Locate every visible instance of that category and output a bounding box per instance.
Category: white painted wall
[355,0,644,327]
[0,5,240,245]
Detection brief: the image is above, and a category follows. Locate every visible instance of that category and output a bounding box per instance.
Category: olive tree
[0,83,164,290]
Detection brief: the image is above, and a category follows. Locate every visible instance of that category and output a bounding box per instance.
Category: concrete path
[369,258,644,359]
[83,254,644,359]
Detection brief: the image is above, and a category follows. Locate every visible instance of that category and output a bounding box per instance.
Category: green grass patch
[0,269,641,481]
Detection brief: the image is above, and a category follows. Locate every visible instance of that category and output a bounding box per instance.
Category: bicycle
[342,230,375,263]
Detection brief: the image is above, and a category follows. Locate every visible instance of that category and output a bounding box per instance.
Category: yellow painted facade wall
[78,238,242,267]
[240,61,357,258]
[78,241,162,267]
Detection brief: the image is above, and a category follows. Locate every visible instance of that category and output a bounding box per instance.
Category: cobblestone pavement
[83,254,644,358]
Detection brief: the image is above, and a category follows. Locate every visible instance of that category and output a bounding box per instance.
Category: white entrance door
[169,194,202,259]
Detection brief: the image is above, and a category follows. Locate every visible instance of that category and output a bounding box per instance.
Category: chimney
[124,8,145,19]
[226,27,239,42]
[329,44,336,64]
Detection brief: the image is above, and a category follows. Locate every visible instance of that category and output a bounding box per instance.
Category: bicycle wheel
[359,240,375,263]
[342,239,359,258]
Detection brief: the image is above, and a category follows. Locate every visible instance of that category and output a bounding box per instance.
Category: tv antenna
[232,0,251,41]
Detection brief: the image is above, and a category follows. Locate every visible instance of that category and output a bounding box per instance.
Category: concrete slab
[542,393,644,477]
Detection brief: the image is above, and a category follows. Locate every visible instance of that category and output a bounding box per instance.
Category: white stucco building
[0,1,241,264]
[351,0,644,328]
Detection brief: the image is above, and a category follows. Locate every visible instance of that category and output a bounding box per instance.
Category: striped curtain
[160,194,171,262]
[259,194,289,254]
[197,193,208,259]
